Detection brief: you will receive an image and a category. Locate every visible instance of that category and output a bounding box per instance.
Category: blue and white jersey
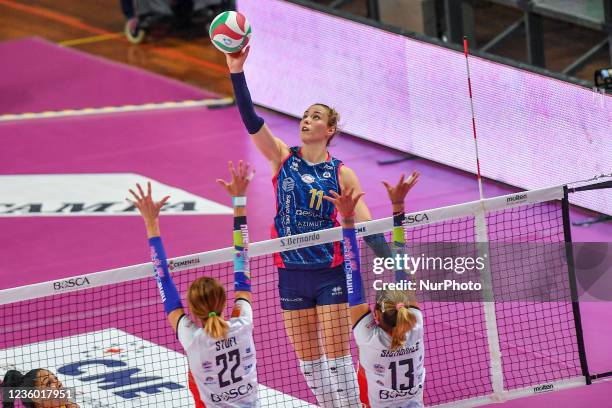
[272,147,344,269]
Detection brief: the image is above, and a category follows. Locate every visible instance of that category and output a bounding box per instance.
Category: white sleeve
[177,314,198,350]
[234,298,253,326]
[410,307,424,328]
[352,311,376,346]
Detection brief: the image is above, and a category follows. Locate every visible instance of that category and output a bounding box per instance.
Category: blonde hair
[376,290,417,351]
[312,103,341,146]
[187,277,228,339]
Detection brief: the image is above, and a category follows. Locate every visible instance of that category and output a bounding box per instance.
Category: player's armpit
[167,307,185,334]
[349,303,371,328]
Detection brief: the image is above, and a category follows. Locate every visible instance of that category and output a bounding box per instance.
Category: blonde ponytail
[390,306,417,351]
[187,277,229,339]
[204,314,229,339]
[376,289,418,350]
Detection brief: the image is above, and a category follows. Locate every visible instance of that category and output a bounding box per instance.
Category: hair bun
[2,370,24,387]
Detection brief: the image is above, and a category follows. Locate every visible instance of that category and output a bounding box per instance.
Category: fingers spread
[136,183,145,199]
[159,196,170,206]
[129,189,140,202]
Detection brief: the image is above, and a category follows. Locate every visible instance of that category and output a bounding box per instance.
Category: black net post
[562,185,592,385]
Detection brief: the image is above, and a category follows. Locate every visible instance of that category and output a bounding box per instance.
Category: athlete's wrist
[392,203,405,212]
[145,219,161,238]
[232,196,247,207]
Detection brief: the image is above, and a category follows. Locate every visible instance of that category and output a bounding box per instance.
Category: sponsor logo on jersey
[168,257,200,271]
[301,174,315,184]
[295,209,315,216]
[297,220,326,228]
[291,160,300,171]
[202,361,213,372]
[204,376,215,385]
[405,213,429,224]
[243,363,253,372]
[332,286,343,296]
[379,387,420,400]
[506,193,527,204]
[210,383,254,402]
[380,341,420,357]
[282,177,296,192]
[533,384,554,393]
[245,347,251,354]
[53,277,91,291]
[322,171,331,178]
[373,364,385,375]
[376,380,384,386]
[323,164,334,170]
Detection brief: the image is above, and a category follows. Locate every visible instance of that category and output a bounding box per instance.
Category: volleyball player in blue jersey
[128,161,258,408]
[325,172,425,408]
[225,47,388,407]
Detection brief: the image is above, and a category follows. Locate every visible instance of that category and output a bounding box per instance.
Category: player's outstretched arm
[226,48,289,170]
[217,160,254,306]
[382,172,420,307]
[324,188,370,325]
[127,182,184,332]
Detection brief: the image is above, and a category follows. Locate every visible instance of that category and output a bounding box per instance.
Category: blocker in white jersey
[178,299,258,407]
[354,308,425,408]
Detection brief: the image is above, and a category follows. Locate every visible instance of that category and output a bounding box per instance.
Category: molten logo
[506,194,527,203]
[533,384,553,393]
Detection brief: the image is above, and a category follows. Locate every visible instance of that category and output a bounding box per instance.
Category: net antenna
[463,36,485,201]
[462,36,505,403]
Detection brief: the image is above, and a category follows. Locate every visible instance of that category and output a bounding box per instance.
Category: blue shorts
[278,265,348,310]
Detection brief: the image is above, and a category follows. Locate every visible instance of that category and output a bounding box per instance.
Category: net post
[562,185,592,385]
[474,208,505,401]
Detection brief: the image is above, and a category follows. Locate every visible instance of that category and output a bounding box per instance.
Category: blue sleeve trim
[343,227,365,306]
[149,236,183,315]
[230,72,265,134]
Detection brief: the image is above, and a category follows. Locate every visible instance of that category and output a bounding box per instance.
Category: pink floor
[0,38,610,407]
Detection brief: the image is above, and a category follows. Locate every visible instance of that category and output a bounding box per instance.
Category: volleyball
[209,11,252,54]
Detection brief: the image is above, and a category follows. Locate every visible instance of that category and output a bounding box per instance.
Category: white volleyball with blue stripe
[209,11,252,54]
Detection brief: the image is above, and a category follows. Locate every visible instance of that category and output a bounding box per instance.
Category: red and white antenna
[463,36,485,201]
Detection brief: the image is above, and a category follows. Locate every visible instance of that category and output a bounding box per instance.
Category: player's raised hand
[225,45,250,73]
[127,182,170,223]
[324,188,365,220]
[382,171,420,206]
[217,160,254,197]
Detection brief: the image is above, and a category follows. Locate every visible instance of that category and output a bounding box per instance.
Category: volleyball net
[0,185,591,407]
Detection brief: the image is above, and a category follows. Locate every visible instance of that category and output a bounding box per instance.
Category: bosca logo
[405,213,429,224]
[210,383,253,402]
[53,277,91,291]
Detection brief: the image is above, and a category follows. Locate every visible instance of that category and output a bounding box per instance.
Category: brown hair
[312,103,340,146]
[376,290,417,351]
[187,277,229,339]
